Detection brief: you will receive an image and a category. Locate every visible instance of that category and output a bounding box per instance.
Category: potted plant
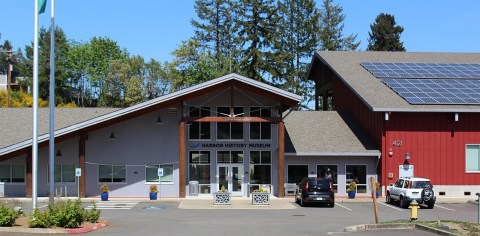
[375,182,381,198]
[346,180,357,199]
[251,185,270,205]
[100,184,109,201]
[213,185,231,205]
[149,185,159,200]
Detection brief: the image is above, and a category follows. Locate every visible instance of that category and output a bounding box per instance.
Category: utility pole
[6,50,13,107]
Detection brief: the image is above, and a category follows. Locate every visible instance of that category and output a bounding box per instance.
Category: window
[48,164,75,183]
[0,165,25,183]
[287,165,308,184]
[346,165,367,193]
[189,151,210,194]
[466,145,480,172]
[249,107,271,140]
[99,165,126,183]
[145,164,174,183]
[189,106,211,140]
[249,151,271,184]
[217,106,243,140]
[217,151,244,164]
[317,165,338,193]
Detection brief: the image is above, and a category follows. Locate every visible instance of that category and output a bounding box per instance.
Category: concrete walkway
[179,196,297,209]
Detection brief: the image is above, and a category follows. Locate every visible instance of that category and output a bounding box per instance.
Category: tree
[235,0,277,81]
[191,0,240,74]
[144,59,171,100]
[367,13,405,51]
[318,0,360,51]
[23,27,72,105]
[272,0,320,109]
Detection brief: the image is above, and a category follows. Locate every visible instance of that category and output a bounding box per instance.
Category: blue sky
[1,0,479,63]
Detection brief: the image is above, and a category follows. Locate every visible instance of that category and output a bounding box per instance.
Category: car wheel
[328,203,334,208]
[386,193,392,204]
[399,197,408,209]
[427,203,435,209]
[300,197,306,207]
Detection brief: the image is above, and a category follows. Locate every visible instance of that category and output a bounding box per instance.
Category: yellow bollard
[408,199,420,221]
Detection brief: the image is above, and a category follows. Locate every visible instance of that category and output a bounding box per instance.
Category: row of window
[189,106,272,140]
[0,164,174,184]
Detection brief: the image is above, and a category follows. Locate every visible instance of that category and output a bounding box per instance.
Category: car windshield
[308,179,331,190]
[411,181,431,189]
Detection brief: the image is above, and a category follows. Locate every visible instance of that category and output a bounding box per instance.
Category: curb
[344,223,459,236]
[65,220,109,234]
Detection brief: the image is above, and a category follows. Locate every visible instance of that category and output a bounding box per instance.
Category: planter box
[251,192,270,205]
[213,192,231,205]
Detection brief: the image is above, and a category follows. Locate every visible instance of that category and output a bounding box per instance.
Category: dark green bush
[49,199,85,228]
[0,205,21,227]
[28,209,51,228]
[84,202,101,223]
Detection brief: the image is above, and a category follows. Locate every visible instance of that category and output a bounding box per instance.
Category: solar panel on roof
[360,62,480,79]
[382,78,480,105]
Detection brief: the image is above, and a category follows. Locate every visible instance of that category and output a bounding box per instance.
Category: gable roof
[284,111,380,156]
[309,51,480,112]
[0,73,302,157]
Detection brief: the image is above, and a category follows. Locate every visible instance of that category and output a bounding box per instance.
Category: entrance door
[217,164,243,196]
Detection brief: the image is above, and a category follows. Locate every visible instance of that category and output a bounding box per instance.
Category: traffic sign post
[158,168,164,200]
[75,168,81,199]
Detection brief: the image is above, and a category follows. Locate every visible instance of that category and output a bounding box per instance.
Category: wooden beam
[179,121,186,198]
[277,121,285,198]
[26,151,32,197]
[79,135,86,198]
[183,116,281,123]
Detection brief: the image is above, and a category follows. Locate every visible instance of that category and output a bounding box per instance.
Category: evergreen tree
[235,0,277,82]
[272,0,320,109]
[318,0,360,51]
[367,13,406,51]
[191,0,240,74]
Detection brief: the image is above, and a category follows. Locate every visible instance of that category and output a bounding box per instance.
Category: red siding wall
[386,112,480,186]
[332,74,480,187]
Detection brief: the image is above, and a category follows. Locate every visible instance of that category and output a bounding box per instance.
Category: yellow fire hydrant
[408,199,420,221]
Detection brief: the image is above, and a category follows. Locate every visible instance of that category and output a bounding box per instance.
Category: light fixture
[55,149,63,157]
[454,113,459,122]
[388,148,393,157]
[109,132,116,139]
[156,113,162,124]
[384,112,389,121]
[405,152,411,160]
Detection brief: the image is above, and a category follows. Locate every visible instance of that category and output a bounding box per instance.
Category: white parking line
[435,205,455,211]
[377,201,404,211]
[335,203,352,211]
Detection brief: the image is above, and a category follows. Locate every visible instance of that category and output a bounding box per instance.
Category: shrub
[84,202,101,223]
[149,185,159,193]
[0,205,21,227]
[100,185,109,193]
[29,209,51,228]
[48,199,85,228]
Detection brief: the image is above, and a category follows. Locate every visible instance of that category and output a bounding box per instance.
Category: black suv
[295,177,334,207]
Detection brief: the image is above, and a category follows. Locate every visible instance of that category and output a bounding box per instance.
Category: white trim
[285,152,380,157]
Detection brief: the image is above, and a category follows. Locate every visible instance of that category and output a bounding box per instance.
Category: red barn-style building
[308,51,480,197]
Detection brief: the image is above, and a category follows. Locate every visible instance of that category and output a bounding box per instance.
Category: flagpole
[33,0,40,209]
[48,0,55,204]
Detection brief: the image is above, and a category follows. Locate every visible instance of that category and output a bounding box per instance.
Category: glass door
[217,164,244,196]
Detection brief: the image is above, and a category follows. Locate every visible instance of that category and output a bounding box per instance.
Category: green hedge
[28,199,101,228]
[0,205,22,227]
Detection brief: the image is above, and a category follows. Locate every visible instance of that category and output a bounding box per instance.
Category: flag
[38,0,47,14]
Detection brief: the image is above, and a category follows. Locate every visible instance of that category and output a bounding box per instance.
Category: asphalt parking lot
[2,197,478,236]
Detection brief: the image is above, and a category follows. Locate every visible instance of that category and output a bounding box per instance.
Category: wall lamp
[388,148,393,157]
[454,113,459,122]
[56,149,63,157]
[156,113,163,124]
[109,132,116,139]
[384,112,390,121]
[405,152,411,160]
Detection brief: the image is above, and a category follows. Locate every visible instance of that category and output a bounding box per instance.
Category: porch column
[26,151,32,197]
[277,121,285,198]
[179,121,186,198]
[79,135,86,198]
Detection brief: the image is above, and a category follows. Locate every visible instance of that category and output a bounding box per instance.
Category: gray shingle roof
[0,108,119,150]
[284,111,379,156]
[312,51,480,112]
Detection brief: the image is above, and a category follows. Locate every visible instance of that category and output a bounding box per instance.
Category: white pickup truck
[386,177,436,209]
